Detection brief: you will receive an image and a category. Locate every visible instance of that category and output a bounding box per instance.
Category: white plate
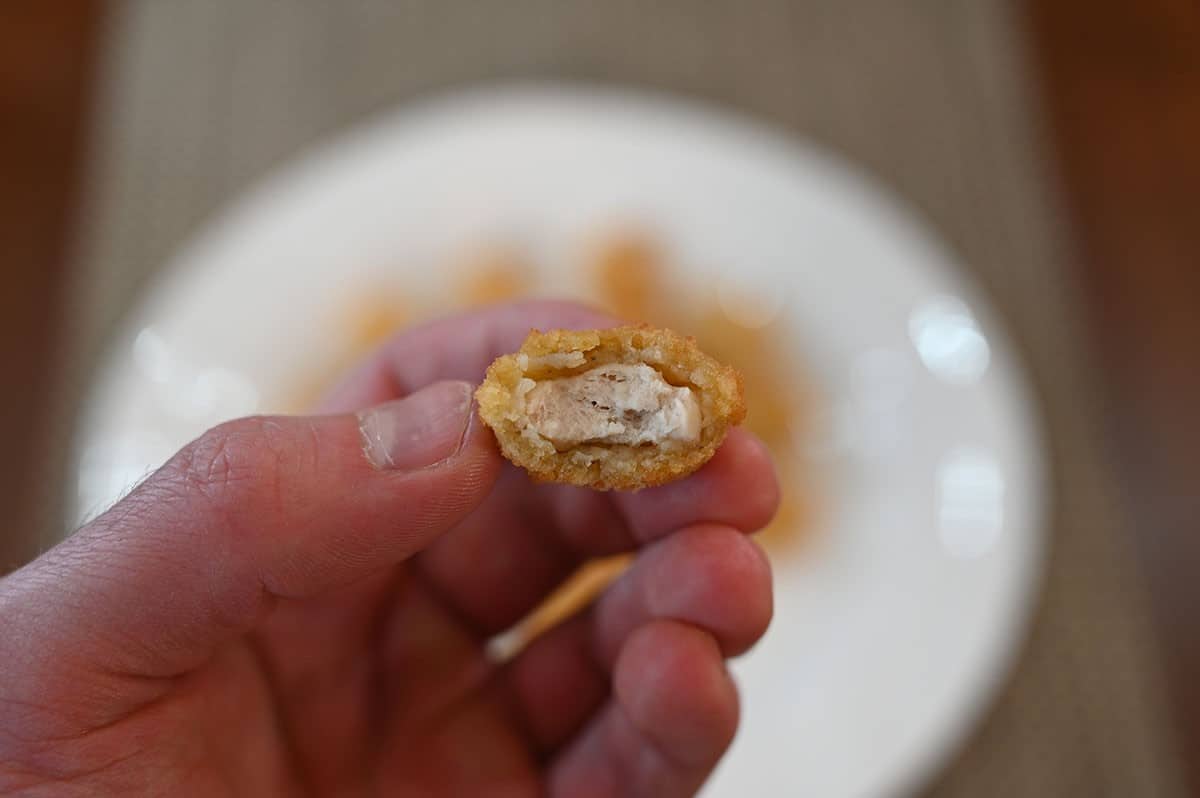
[73,85,1045,797]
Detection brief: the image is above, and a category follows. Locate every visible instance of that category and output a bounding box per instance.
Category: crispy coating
[476,325,745,490]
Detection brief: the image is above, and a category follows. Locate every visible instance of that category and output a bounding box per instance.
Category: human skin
[0,301,778,797]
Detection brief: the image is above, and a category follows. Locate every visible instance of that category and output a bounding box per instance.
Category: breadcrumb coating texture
[476,325,745,490]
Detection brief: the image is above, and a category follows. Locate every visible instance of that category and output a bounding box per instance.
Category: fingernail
[358,381,474,470]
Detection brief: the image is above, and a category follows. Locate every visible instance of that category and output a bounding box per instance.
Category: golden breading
[476,325,745,490]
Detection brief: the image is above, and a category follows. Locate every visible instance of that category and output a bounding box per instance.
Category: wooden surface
[0,2,102,569]
[1026,0,1200,792]
[2,1,1194,795]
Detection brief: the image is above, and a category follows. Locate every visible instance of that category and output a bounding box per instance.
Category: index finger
[318,299,620,413]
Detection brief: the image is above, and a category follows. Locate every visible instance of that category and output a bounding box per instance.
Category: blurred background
[2,2,1197,796]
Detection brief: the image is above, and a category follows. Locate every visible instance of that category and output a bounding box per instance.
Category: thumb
[0,380,499,684]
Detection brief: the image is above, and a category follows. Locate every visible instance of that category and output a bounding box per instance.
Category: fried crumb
[456,247,532,306]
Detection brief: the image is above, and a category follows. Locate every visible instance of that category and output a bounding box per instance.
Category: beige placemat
[53,1,1184,794]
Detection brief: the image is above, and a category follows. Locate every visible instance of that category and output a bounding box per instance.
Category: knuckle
[710,679,740,752]
[167,417,298,511]
[737,539,774,640]
[680,525,774,651]
[720,536,773,650]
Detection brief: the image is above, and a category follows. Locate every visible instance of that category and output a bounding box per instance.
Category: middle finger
[414,428,779,637]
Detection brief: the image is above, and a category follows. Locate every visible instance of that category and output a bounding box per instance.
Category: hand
[0,301,777,797]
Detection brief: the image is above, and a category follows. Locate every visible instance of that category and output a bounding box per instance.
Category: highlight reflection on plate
[73,85,1045,797]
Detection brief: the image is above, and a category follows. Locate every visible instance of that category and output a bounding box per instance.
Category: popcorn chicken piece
[476,325,745,490]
